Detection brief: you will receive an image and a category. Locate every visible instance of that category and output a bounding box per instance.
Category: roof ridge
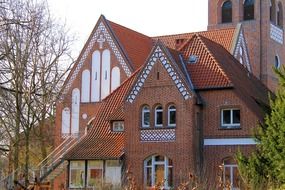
[195,35,232,85]
[152,27,236,38]
[107,19,152,40]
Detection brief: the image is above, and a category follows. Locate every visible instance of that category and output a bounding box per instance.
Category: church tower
[208,0,285,91]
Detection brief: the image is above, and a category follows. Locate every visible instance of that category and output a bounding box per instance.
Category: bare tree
[0,0,74,185]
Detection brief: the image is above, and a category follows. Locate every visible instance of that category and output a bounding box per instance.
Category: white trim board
[204,138,257,146]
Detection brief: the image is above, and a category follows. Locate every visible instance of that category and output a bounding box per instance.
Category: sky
[48,0,208,55]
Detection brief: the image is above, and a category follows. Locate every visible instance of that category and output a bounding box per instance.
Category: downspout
[259,0,263,81]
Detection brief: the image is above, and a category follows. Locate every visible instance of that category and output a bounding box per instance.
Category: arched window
[144,155,173,188]
[142,105,150,128]
[275,55,281,69]
[168,105,176,126]
[223,157,243,189]
[222,0,232,23]
[155,105,163,127]
[277,2,283,27]
[244,0,255,20]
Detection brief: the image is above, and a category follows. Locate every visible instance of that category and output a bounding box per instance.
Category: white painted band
[204,138,257,146]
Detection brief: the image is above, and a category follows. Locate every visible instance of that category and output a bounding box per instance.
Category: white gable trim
[60,22,132,100]
[234,31,251,72]
[204,138,257,146]
[127,46,192,103]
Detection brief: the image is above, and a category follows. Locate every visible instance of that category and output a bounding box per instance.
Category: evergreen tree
[237,67,285,189]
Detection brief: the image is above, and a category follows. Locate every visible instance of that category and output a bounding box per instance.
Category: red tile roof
[153,28,236,51]
[64,70,139,160]
[107,20,154,70]
[180,34,233,89]
[198,35,271,119]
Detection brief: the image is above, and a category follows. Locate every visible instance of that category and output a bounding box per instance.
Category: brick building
[44,0,283,189]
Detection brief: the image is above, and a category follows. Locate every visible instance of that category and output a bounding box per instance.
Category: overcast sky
[48,0,208,55]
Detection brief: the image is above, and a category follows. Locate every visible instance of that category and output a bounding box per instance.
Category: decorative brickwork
[127,46,191,103]
[140,128,176,142]
[270,23,284,44]
[234,32,251,72]
[60,22,132,100]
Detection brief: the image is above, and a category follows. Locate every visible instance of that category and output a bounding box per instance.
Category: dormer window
[244,0,255,21]
[112,121,124,132]
[222,0,232,23]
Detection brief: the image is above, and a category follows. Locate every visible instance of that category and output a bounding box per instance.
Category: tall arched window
[223,157,244,189]
[168,105,176,127]
[222,0,232,23]
[142,105,150,128]
[155,105,163,127]
[244,0,255,20]
[144,155,173,189]
[277,2,283,27]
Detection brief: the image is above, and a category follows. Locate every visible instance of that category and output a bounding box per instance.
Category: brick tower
[208,0,285,91]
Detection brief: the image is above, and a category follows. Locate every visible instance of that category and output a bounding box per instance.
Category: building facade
[48,0,283,189]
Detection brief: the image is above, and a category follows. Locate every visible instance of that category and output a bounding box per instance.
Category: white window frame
[223,164,240,190]
[167,105,176,127]
[112,121,124,132]
[142,106,150,128]
[155,105,163,127]
[144,155,173,189]
[69,161,85,188]
[87,160,103,188]
[221,108,240,129]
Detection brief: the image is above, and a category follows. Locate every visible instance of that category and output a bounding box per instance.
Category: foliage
[237,66,285,189]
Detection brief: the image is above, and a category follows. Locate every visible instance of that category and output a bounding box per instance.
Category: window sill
[140,126,176,130]
[219,126,241,130]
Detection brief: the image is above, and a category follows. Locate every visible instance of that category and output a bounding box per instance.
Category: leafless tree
[0,0,74,184]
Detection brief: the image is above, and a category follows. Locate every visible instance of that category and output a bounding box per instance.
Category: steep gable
[60,15,134,100]
[127,43,193,104]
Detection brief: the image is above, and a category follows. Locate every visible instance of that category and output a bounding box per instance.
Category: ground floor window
[144,155,173,189]
[223,158,243,190]
[87,160,103,188]
[69,161,85,188]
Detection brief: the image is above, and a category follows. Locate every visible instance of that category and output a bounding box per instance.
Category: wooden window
[142,105,150,128]
[221,108,240,129]
[223,158,244,189]
[112,121,124,132]
[144,155,173,189]
[69,161,85,188]
[155,105,163,127]
[244,0,255,21]
[168,105,176,127]
[222,0,232,23]
[87,161,103,188]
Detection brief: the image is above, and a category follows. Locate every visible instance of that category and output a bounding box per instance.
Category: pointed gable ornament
[60,21,132,100]
[127,46,192,103]
[233,30,251,72]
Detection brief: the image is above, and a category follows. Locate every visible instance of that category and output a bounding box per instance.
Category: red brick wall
[124,61,198,188]
[199,89,259,138]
